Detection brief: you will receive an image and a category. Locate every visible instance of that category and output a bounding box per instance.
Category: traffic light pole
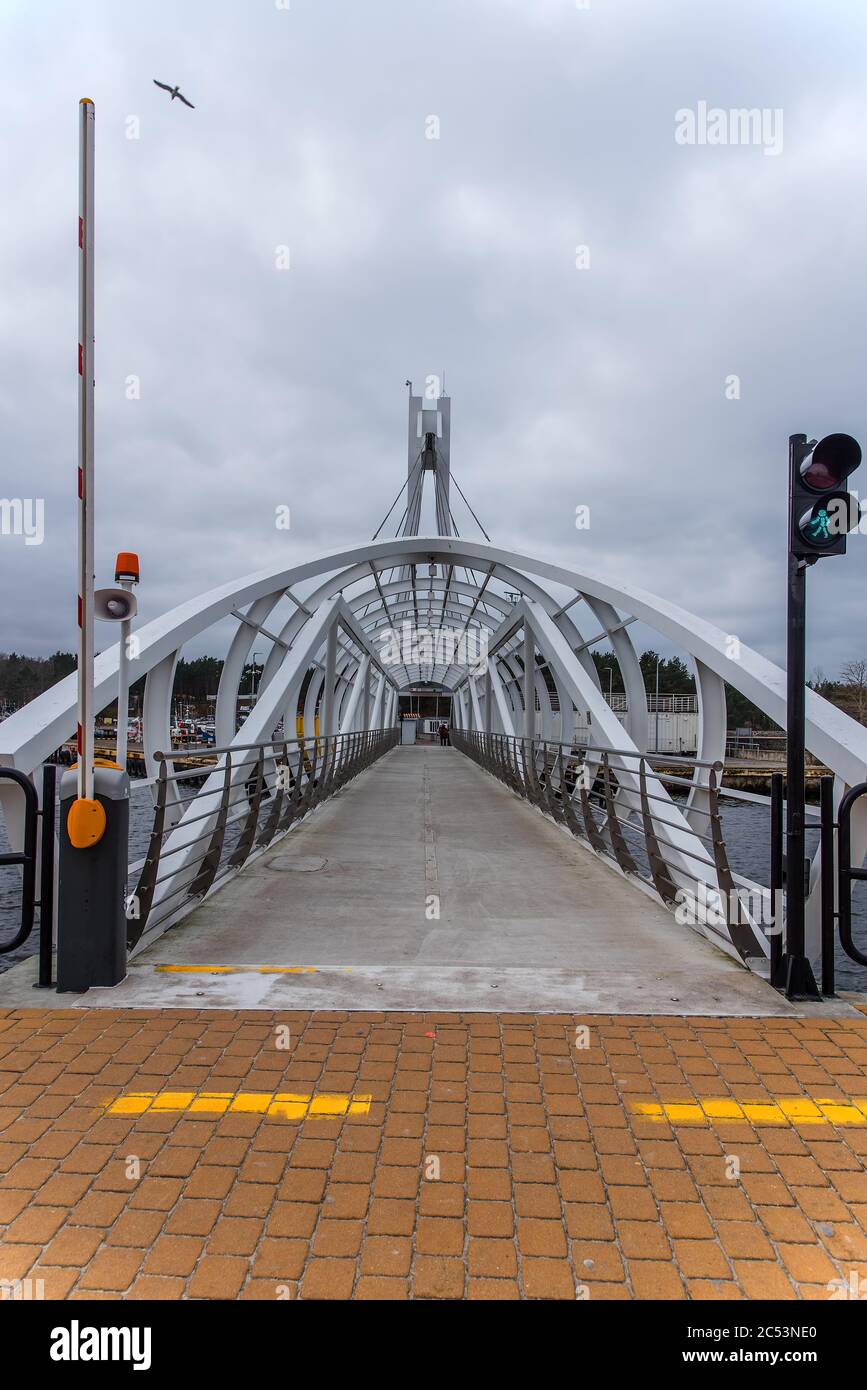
[783,435,821,999]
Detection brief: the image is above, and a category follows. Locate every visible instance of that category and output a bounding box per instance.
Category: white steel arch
[3,533,867,965]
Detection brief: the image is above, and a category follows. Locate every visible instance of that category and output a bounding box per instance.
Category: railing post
[601,753,638,876]
[189,753,233,896]
[579,768,607,854]
[820,774,836,997]
[37,762,57,988]
[706,764,761,961]
[316,735,337,803]
[128,759,168,948]
[638,757,678,905]
[303,736,321,810]
[770,772,784,987]
[543,745,567,824]
[228,748,265,869]
[258,742,288,848]
[506,736,522,794]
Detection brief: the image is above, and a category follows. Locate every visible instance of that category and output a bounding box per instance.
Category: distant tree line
[0,652,231,717]
[0,652,76,711]
[3,648,867,732]
[809,660,867,726]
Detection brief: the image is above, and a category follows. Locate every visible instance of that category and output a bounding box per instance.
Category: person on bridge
[438,722,450,746]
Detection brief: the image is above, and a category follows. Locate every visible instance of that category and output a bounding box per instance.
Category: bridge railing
[127,726,399,953]
[451,728,774,964]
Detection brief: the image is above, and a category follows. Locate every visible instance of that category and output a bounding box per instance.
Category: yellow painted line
[154,965,233,975]
[702,1100,746,1120]
[154,964,318,975]
[151,1091,197,1111]
[741,1103,788,1126]
[230,1093,273,1113]
[102,1089,371,1119]
[269,1095,310,1120]
[309,1094,351,1116]
[817,1100,866,1125]
[106,1092,155,1116]
[189,1092,235,1115]
[632,1096,867,1127]
[777,1098,824,1123]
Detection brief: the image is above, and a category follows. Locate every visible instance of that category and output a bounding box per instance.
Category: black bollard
[56,765,129,992]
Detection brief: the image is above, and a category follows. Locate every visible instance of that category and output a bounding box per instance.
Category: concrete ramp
[14,744,805,1015]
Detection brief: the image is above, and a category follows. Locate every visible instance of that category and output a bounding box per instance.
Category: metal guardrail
[451,728,764,961]
[835,780,867,971]
[0,763,56,985]
[127,727,399,949]
[0,767,38,952]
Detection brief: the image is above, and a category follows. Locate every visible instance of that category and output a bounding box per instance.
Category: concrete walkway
[23,744,807,1015]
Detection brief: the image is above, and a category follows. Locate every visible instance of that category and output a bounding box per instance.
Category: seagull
[153,80,195,108]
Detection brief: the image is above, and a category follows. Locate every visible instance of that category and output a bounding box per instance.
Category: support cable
[450,468,492,542]
[372,449,423,541]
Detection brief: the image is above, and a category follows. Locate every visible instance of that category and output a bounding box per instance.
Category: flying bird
[153,80,195,108]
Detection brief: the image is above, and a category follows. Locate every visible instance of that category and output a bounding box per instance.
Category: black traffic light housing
[789,433,861,562]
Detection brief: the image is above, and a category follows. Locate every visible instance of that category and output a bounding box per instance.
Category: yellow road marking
[632,1096,867,1127]
[702,1100,746,1120]
[154,965,318,975]
[103,1089,371,1119]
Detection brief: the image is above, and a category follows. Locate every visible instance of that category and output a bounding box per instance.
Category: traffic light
[783,428,862,1002]
[789,433,861,562]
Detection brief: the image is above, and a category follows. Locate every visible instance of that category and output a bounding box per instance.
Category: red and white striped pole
[77,98,95,805]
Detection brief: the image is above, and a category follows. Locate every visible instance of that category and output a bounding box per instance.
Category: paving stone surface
[1,1008,867,1300]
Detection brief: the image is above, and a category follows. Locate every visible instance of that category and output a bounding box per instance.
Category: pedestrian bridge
[0,741,796,1014]
[2,390,867,1011]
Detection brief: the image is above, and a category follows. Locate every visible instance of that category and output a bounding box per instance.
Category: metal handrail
[152,728,377,765]
[129,727,399,947]
[453,727,765,962]
[0,764,56,985]
[0,768,39,954]
[489,732,724,773]
[836,781,867,968]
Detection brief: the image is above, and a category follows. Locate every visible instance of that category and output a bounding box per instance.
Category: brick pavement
[1,1008,867,1300]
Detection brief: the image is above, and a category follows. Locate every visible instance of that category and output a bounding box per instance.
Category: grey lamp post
[654,657,661,752]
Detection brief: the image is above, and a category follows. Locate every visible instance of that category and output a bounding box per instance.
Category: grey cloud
[1,0,866,678]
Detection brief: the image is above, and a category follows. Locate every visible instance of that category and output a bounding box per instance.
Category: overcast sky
[2,0,866,678]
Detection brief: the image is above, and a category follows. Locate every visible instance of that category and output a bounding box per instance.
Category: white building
[573,694,699,755]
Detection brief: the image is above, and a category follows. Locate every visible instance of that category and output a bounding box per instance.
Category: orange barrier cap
[67,760,123,772]
[67,798,107,849]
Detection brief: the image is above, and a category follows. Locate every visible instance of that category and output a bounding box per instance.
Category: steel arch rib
[3,534,867,922]
[4,529,863,777]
